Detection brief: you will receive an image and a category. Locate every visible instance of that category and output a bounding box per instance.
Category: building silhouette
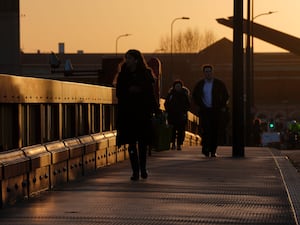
[1,2,299,128]
[19,38,300,125]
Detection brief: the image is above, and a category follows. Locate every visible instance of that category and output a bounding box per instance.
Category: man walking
[192,64,229,157]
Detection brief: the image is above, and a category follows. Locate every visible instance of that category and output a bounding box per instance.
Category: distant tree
[159,27,216,53]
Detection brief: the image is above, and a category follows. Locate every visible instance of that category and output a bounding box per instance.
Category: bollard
[91,133,108,168]
[44,141,69,189]
[22,144,51,197]
[0,149,30,207]
[78,135,97,175]
[103,132,117,165]
[63,138,84,181]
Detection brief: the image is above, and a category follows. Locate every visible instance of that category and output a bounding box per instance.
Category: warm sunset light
[20,0,300,54]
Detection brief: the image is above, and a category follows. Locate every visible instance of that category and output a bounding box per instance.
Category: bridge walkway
[0,146,299,225]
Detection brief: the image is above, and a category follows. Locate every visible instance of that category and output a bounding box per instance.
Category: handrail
[0,73,200,207]
[0,73,117,104]
[0,74,199,152]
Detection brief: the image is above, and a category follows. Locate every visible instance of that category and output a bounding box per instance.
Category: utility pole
[232,0,245,157]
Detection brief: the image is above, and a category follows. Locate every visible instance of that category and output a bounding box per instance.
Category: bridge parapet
[22,144,51,197]
[0,73,200,207]
[0,149,30,207]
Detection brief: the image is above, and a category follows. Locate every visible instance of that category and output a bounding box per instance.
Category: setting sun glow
[20,0,300,54]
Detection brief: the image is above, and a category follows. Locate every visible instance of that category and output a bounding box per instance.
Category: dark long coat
[164,87,190,126]
[116,68,159,147]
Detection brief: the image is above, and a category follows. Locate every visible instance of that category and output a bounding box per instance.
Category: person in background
[164,79,191,150]
[252,118,263,146]
[192,64,229,157]
[115,49,160,181]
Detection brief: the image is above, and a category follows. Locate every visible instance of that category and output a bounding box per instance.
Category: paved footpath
[0,146,300,225]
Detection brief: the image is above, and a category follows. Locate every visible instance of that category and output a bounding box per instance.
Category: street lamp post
[245,0,251,146]
[115,33,132,56]
[252,11,277,47]
[251,10,277,78]
[245,0,276,146]
[170,17,189,81]
[251,11,276,101]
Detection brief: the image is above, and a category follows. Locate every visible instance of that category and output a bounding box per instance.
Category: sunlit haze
[20,0,300,54]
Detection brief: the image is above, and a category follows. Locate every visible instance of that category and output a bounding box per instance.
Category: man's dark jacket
[192,78,229,114]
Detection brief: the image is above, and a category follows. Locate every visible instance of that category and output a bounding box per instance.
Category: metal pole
[115,34,131,56]
[245,0,252,146]
[232,0,245,157]
[251,9,277,108]
[249,8,277,144]
[170,17,189,81]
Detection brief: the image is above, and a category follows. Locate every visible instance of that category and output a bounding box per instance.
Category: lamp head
[268,11,278,15]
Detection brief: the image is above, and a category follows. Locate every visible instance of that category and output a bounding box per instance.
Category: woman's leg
[138,141,148,179]
[170,124,177,149]
[128,143,139,180]
[177,123,185,150]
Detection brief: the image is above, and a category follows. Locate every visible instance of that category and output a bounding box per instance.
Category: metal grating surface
[0,147,297,225]
[271,148,300,225]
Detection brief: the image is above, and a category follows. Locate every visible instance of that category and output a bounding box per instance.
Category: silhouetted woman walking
[115,49,160,181]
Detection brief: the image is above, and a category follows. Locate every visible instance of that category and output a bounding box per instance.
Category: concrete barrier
[0,131,200,207]
[92,133,108,168]
[22,144,51,197]
[45,141,69,188]
[0,149,30,207]
[103,132,117,165]
[63,138,85,181]
[184,131,201,147]
[79,135,97,175]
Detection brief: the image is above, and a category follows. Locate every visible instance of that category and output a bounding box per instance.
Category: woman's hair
[113,49,154,86]
[172,79,183,88]
[125,49,149,72]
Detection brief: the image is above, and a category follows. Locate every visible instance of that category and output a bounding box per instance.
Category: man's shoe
[211,153,217,157]
[141,170,148,179]
[130,173,139,181]
[171,143,176,150]
[177,145,182,150]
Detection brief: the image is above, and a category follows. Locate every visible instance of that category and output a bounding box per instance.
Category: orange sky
[20,0,300,54]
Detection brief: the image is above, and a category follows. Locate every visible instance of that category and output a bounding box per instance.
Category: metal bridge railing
[0,74,200,207]
[0,74,117,151]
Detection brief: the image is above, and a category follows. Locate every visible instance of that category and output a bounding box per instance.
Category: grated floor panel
[0,147,297,225]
